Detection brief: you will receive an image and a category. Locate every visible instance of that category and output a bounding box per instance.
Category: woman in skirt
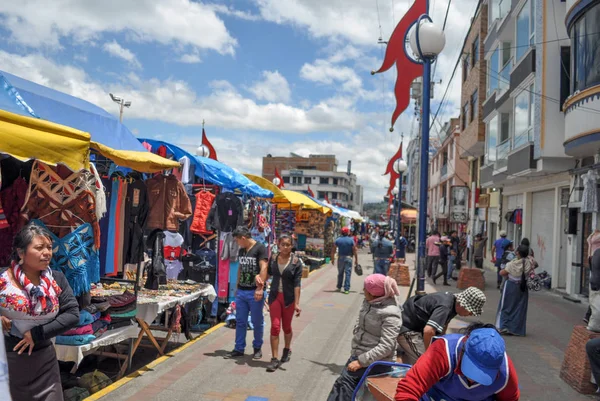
[1,223,79,401]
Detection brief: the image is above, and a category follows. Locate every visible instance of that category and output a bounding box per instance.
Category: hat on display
[499,230,507,237]
[461,328,505,386]
[341,227,351,235]
[456,287,486,316]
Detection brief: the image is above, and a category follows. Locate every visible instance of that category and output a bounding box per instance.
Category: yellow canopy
[0,109,90,171]
[244,174,287,202]
[278,190,331,214]
[91,141,180,173]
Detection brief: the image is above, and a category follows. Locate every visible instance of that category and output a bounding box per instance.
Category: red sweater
[395,340,520,401]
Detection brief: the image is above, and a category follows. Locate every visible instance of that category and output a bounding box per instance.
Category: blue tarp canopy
[139,138,273,198]
[0,70,147,152]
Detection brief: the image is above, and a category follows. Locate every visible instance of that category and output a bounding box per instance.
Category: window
[304,177,311,184]
[283,176,290,184]
[320,177,329,184]
[571,3,600,92]
[472,36,479,67]
[499,42,513,93]
[470,90,478,122]
[500,113,510,143]
[462,102,469,129]
[490,0,510,25]
[514,86,534,148]
[292,176,301,184]
[486,115,498,164]
[449,141,454,160]
[333,178,338,185]
[487,47,499,96]
[463,58,469,82]
[332,192,338,200]
[516,0,535,61]
[318,191,325,199]
[560,46,571,108]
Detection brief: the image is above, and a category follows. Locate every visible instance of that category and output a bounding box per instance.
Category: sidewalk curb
[84,322,226,400]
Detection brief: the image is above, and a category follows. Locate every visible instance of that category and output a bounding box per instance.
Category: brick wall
[459,3,488,159]
[262,155,337,181]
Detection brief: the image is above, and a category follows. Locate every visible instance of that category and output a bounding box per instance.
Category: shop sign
[450,186,468,223]
[297,210,311,222]
[478,194,490,208]
[290,169,304,176]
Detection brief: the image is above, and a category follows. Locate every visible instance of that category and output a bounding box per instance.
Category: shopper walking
[397,287,486,365]
[432,236,450,286]
[492,231,513,289]
[1,223,80,401]
[496,245,533,336]
[326,274,402,400]
[371,231,394,276]
[425,231,441,278]
[473,234,488,269]
[263,235,303,372]
[331,227,358,294]
[224,226,268,360]
[447,231,460,281]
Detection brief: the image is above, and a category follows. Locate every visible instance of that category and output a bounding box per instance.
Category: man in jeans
[371,231,394,275]
[331,227,358,294]
[447,231,460,281]
[425,231,441,277]
[492,230,513,289]
[224,227,269,360]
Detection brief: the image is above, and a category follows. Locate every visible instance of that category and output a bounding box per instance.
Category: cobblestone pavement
[96,251,593,400]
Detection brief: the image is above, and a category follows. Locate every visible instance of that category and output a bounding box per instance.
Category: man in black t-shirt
[224,227,269,360]
[397,287,486,365]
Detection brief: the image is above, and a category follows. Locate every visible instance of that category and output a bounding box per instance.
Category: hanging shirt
[164,231,185,280]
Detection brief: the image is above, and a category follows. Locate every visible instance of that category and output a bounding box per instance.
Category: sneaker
[344,290,350,294]
[336,288,341,292]
[266,358,281,372]
[224,350,244,359]
[281,348,292,363]
[253,348,263,360]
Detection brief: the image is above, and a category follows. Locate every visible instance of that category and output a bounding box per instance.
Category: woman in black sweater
[266,235,303,372]
[1,223,79,401]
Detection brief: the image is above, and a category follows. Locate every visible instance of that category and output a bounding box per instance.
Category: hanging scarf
[12,261,61,316]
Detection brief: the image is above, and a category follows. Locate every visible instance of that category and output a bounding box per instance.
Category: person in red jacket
[395,323,520,401]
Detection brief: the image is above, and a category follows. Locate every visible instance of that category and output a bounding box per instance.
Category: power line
[482,30,600,58]
[432,0,453,81]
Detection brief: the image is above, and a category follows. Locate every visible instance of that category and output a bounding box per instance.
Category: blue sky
[0,0,475,202]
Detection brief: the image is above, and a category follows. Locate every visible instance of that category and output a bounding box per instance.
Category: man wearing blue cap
[395,323,520,401]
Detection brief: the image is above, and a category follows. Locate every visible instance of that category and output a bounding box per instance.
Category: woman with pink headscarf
[326,274,403,401]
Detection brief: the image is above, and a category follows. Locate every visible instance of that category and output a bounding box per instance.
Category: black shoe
[266,358,281,372]
[281,348,292,363]
[432,275,437,285]
[443,282,451,286]
[253,348,263,360]
[224,350,244,359]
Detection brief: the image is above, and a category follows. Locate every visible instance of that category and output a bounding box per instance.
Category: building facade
[475,0,575,292]
[562,0,600,296]
[262,153,363,212]
[428,118,470,234]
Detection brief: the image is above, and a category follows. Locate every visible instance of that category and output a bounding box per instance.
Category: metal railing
[495,139,510,169]
[499,60,511,94]
[513,128,533,149]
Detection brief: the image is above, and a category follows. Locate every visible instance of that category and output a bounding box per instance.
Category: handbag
[354,263,363,276]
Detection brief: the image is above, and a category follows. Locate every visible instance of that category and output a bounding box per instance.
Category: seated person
[395,323,520,401]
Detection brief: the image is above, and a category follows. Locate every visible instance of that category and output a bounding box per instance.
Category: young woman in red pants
[264,235,303,372]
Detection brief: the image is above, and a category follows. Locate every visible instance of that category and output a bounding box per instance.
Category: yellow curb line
[84,322,226,400]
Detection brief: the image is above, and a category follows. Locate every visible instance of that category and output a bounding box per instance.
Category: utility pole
[109,93,132,123]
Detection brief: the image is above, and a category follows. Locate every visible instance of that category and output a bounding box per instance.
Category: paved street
[96,251,593,401]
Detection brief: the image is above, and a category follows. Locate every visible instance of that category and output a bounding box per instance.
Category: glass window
[463,58,469,82]
[514,89,532,148]
[472,36,479,67]
[304,177,311,184]
[488,48,499,96]
[470,90,478,122]
[283,176,290,184]
[500,113,510,143]
[462,103,469,129]
[516,1,532,61]
[572,3,600,92]
[486,115,498,164]
[333,178,338,185]
[332,192,338,200]
[320,177,329,184]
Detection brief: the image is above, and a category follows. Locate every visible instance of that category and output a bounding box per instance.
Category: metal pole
[417,59,432,294]
[396,173,403,258]
[119,101,124,123]
[469,180,477,268]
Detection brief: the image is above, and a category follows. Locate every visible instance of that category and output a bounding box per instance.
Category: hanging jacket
[145,229,167,289]
[123,173,149,265]
[207,192,244,232]
[146,174,192,231]
[190,191,216,235]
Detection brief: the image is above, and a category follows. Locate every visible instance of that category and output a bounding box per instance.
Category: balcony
[495,140,510,170]
[440,164,448,179]
[498,60,512,96]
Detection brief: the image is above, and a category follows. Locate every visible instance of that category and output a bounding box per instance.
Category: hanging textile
[123,173,148,265]
[218,233,230,302]
[582,170,600,213]
[0,177,27,267]
[31,219,99,297]
[98,176,113,277]
[105,176,127,276]
[207,192,244,232]
[145,229,167,290]
[89,163,107,221]
[164,230,185,280]
[190,191,216,235]
[146,174,192,231]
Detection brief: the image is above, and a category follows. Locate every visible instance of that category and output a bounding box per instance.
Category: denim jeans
[375,259,390,276]
[337,257,352,291]
[447,255,456,280]
[234,289,264,352]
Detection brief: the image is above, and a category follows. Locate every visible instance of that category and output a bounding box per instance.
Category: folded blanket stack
[91,290,137,331]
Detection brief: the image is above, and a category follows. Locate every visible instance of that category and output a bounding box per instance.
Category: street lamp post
[109,93,132,123]
[394,159,408,259]
[196,144,210,158]
[409,16,446,294]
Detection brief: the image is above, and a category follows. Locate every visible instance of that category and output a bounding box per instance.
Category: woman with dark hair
[395,322,520,401]
[496,244,533,336]
[520,238,534,257]
[264,235,303,372]
[1,223,79,401]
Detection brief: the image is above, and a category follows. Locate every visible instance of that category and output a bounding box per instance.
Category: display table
[55,325,139,375]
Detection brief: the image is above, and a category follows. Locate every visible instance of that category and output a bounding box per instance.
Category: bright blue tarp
[139,138,273,198]
[0,70,147,152]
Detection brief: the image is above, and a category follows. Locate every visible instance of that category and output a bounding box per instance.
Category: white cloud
[102,40,141,68]
[0,0,237,55]
[248,70,291,103]
[300,59,362,91]
[178,53,201,64]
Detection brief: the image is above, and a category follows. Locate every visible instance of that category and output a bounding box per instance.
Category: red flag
[324,194,330,203]
[307,186,315,198]
[201,128,218,160]
[274,168,285,189]
[372,0,426,130]
[384,141,403,195]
